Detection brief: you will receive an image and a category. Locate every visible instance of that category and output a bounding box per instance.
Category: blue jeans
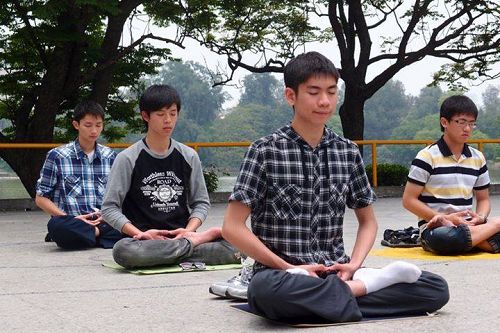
[48,215,125,250]
[421,224,472,255]
[421,221,500,255]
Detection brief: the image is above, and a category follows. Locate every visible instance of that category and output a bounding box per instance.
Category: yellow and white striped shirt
[407,136,489,220]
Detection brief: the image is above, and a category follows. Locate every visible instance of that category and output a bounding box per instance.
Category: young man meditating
[36,101,122,249]
[102,84,239,268]
[403,95,500,255]
[217,52,449,322]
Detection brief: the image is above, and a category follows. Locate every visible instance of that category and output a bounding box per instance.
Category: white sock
[286,267,310,276]
[353,261,422,294]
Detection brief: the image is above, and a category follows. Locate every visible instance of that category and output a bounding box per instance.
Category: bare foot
[183,227,222,246]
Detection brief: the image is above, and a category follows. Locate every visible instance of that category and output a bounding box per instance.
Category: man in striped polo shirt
[403,95,500,255]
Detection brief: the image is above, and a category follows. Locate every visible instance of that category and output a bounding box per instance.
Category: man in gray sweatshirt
[102,84,239,268]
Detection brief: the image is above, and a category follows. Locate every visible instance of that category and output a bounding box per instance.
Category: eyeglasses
[179,262,206,271]
[451,119,477,129]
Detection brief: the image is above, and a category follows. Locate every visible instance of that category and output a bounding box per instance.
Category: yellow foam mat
[371,247,500,261]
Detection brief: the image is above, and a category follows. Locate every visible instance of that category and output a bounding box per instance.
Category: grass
[0,178,30,199]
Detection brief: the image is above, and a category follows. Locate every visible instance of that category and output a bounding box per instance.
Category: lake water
[2,168,500,199]
[0,175,239,199]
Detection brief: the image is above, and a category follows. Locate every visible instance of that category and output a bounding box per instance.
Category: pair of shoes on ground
[381,226,421,248]
[209,257,254,301]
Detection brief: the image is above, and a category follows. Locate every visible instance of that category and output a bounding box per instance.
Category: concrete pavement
[1,196,499,332]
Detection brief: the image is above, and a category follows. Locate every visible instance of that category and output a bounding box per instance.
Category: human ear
[140,111,150,123]
[440,117,448,130]
[284,87,296,106]
[72,120,79,131]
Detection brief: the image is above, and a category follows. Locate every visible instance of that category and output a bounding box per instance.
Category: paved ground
[1,196,499,332]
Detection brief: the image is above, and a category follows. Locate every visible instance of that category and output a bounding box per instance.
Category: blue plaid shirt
[230,125,376,267]
[36,139,116,216]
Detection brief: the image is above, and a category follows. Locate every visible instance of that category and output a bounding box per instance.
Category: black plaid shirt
[230,125,376,267]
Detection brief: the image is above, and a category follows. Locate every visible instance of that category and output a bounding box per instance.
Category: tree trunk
[0,45,79,197]
[1,149,48,198]
[339,88,366,141]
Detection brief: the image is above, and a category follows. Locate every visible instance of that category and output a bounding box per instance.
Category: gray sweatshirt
[102,139,210,232]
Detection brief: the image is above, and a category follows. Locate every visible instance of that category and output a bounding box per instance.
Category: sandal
[381,227,421,248]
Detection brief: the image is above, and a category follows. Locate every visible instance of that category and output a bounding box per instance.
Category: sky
[129,4,499,109]
[170,38,498,109]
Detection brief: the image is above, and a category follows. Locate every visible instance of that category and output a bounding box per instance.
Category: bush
[203,165,229,193]
[203,169,218,193]
[365,163,409,186]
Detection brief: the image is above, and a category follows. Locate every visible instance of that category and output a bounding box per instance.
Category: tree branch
[327,2,347,58]
[398,0,432,59]
[80,33,184,85]
[366,1,403,30]
[350,0,372,77]
[12,0,48,67]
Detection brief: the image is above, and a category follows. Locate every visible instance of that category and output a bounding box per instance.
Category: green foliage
[199,103,274,170]
[203,168,218,193]
[365,163,409,187]
[0,1,167,144]
[145,61,227,142]
[239,73,281,107]
[477,86,500,139]
[203,165,228,193]
[364,80,410,139]
[2,0,500,196]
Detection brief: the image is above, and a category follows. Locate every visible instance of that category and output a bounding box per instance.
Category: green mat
[102,261,241,275]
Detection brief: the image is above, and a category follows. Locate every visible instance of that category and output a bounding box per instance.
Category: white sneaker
[209,257,254,299]
[225,284,249,300]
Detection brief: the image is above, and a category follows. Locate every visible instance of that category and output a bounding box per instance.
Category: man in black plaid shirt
[221,52,449,322]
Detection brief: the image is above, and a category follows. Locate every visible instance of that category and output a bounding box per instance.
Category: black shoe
[44,233,53,242]
[381,227,420,248]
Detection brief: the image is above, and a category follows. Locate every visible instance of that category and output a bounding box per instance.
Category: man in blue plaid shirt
[35,101,123,249]
[220,52,449,322]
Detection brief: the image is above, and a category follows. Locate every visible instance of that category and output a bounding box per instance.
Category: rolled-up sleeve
[229,143,266,209]
[36,150,58,198]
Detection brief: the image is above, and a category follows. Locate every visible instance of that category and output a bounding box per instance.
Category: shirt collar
[73,139,101,160]
[279,125,335,149]
[436,136,472,158]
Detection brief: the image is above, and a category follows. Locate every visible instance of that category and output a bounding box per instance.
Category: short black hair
[284,51,340,93]
[139,84,182,115]
[73,100,105,122]
[439,95,478,132]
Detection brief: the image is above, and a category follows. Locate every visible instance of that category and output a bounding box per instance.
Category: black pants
[47,215,125,250]
[248,269,449,322]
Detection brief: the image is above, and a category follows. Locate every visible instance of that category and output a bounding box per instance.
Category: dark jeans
[421,222,500,254]
[248,269,449,322]
[421,224,472,255]
[112,237,241,269]
[47,215,125,250]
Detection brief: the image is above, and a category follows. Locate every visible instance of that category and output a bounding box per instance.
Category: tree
[199,73,291,169]
[239,73,282,107]
[146,61,227,142]
[200,104,269,170]
[177,0,500,142]
[411,86,444,118]
[477,85,500,138]
[0,1,189,197]
[364,80,410,139]
[199,72,344,169]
